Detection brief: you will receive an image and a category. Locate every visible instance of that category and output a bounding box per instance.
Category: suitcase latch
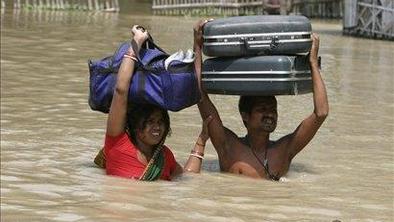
[241,36,280,54]
[270,36,279,50]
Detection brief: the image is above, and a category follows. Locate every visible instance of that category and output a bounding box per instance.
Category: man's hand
[193,19,210,48]
[309,33,320,66]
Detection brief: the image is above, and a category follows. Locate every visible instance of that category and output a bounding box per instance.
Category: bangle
[123,54,138,62]
[196,142,205,147]
[191,149,204,157]
[190,153,204,160]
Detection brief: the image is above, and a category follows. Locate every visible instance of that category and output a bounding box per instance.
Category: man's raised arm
[287,33,329,159]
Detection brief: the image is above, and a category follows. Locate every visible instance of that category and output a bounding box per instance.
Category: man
[193,20,329,180]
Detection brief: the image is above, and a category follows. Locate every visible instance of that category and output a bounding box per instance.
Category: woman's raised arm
[106,26,149,137]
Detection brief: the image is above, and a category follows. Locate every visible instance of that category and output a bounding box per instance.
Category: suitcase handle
[242,37,279,52]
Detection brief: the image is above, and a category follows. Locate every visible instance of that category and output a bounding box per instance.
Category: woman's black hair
[126,103,171,146]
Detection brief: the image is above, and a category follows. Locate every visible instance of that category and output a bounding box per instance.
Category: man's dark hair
[238,96,277,126]
[238,96,276,113]
[126,103,171,145]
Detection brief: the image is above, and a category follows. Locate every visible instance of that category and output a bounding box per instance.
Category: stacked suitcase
[202,15,315,96]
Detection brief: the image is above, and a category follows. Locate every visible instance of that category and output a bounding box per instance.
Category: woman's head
[126,103,171,147]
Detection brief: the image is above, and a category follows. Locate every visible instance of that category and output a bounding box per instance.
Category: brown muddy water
[1,4,394,222]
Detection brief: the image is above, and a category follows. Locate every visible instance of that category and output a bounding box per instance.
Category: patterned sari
[94,145,164,181]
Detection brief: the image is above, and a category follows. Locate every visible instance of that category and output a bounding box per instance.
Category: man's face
[243,98,278,133]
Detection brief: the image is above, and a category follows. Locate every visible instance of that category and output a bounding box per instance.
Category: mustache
[261,116,275,121]
[261,117,276,126]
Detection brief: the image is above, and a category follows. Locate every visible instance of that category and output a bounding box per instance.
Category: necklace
[244,135,280,181]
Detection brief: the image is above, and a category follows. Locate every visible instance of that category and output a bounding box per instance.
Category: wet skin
[222,98,291,179]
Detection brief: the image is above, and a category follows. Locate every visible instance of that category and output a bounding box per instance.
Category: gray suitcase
[203,15,312,57]
[202,55,316,96]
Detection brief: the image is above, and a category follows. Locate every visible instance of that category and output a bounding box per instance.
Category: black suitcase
[203,15,312,57]
[202,55,315,96]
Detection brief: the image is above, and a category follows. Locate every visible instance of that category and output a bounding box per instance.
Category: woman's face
[136,110,167,146]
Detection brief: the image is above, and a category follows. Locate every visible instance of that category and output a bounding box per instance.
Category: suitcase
[203,15,312,57]
[202,55,317,96]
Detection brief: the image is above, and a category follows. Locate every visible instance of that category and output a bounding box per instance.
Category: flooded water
[1,4,394,222]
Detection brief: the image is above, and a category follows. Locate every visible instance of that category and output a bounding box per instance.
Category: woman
[99,25,211,181]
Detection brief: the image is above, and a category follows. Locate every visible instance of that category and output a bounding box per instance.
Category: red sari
[104,133,177,180]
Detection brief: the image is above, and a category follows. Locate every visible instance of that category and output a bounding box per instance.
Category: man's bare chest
[225,145,290,179]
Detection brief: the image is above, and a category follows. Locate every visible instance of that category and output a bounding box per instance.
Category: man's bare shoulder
[269,134,293,152]
[224,127,243,145]
[223,126,239,139]
[215,128,252,171]
[222,127,248,147]
[219,127,249,155]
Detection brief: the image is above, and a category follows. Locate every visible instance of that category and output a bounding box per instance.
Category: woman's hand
[131,25,149,53]
[309,33,320,66]
[182,115,213,174]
